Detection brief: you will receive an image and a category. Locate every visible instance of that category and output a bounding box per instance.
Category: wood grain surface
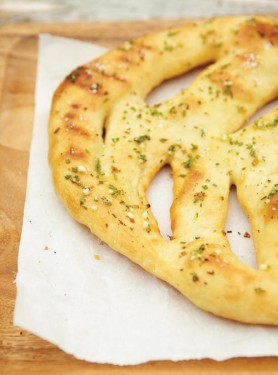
[0,19,278,375]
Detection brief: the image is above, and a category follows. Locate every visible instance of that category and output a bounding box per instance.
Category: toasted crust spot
[67,147,86,159]
[268,192,278,219]
[66,123,90,137]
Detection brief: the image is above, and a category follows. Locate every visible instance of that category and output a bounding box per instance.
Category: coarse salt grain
[126,212,134,219]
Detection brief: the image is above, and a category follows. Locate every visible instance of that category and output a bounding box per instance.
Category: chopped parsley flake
[101,197,112,206]
[163,40,174,51]
[191,144,198,151]
[190,272,199,282]
[134,134,151,144]
[108,184,121,197]
[95,158,104,175]
[167,145,176,155]
[191,244,207,263]
[150,108,163,117]
[254,287,266,294]
[167,30,180,37]
[246,143,256,157]
[66,69,79,83]
[169,106,177,114]
[71,175,81,185]
[138,154,147,163]
[254,117,278,129]
[183,153,198,169]
[223,85,233,97]
[193,191,207,203]
[261,184,278,201]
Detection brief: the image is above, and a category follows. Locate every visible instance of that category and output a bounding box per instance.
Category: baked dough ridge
[49,16,278,324]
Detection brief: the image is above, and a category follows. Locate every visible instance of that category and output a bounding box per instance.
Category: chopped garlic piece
[259,264,270,270]
[143,220,149,229]
[78,165,86,173]
[142,210,148,219]
[264,41,273,50]
[82,187,90,195]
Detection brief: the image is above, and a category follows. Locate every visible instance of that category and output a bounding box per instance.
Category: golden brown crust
[49,16,278,324]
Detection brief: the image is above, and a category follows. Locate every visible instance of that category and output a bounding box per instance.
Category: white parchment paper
[14,34,278,365]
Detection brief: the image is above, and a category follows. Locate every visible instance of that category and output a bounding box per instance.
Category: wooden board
[0,19,278,375]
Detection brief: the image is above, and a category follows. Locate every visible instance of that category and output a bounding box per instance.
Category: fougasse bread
[48,16,278,324]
